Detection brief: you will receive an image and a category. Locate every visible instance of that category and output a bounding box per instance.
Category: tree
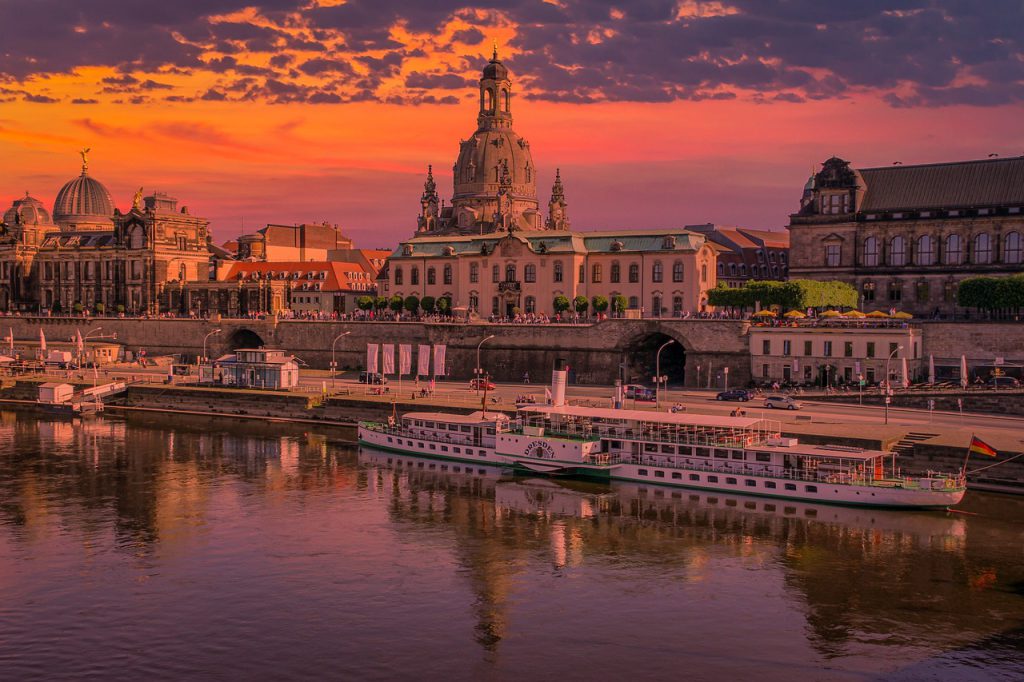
[552,295,571,314]
[52,301,63,314]
[420,295,436,314]
[403,295,420,314]
[707,279,858,311]
[94,302,105,315]
[437,296,451,314]
[958,275,1024,318]
[374,296,389,310]
[591,295,609,314]
[388,295,404,313]
[611,294,628,315]
[73,302,84,314]
[356,295,375,311]
[115,304,125,314]
[573,295,589,314]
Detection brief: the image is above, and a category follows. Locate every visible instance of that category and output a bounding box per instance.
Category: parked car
[988,376,1020,388]
[359,371,388,384]
[764,395,802,410]
[716,389,753,402]
[624,385,656,402]
[469,378,496,390]
[623,384,649,398]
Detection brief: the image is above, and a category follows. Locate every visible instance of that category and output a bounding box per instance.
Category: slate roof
[859,157,1024,212]
[393,229,705,257]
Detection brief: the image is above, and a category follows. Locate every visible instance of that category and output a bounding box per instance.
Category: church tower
[545,169,570,230]
[417,165,440,233]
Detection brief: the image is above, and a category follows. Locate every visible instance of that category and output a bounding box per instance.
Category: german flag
[969,436,998,458]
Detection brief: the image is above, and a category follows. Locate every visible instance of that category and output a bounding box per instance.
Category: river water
[1,410,1023,681]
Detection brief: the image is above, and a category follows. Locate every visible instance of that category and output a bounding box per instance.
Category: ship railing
[361,423,482,448]
[514,421,774,449]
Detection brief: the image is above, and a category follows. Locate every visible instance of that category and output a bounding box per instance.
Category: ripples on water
[1,410,1023,681]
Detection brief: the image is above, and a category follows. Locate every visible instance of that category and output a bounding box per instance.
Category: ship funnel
[551,359,567,407]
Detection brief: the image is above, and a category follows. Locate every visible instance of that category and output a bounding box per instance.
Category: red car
[469,378,496,390]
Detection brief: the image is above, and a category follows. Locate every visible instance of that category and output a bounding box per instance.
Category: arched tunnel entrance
[227,328,265,351]
[622,332,686,387]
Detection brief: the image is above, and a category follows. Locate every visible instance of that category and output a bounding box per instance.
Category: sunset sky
[2,1,1023,248]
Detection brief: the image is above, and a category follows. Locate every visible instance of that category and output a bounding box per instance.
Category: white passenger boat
[358,363,966,509]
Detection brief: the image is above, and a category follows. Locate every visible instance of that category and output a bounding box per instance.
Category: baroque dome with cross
[417,45,547,235]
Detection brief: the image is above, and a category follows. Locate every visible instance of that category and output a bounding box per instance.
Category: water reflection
[1,410,1023,680]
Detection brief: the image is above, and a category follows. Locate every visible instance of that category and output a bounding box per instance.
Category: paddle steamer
[358,362,966,509]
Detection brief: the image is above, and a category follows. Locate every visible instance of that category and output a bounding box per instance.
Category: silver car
[765,395,802,410]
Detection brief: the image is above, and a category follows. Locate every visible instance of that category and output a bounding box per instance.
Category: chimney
[551,358,567,407]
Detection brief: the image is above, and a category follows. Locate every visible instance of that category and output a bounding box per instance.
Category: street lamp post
[202,328,222,364]
[884,345,904,425]
[655,339,676,409]
[331,331,351,388]
[475,334,496,395]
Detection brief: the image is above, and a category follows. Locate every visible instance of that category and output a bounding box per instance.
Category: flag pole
[961,434,974,481]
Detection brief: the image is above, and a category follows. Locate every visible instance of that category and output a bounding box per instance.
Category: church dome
[452,127,537,203]
[53,155,115,230]
[3,193,54,226]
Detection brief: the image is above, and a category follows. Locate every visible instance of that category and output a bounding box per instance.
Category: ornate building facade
[0,153,213,314]
[788,156,1024,316]
[388,51,719,317]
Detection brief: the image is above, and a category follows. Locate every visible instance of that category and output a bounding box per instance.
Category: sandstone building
[788,156,1024,317]
[0,153,213,314]
[385,50,719,317]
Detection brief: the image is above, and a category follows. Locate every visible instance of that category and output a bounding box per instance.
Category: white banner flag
[417,344,430,376]
[382,344,395,375]
[433,344,447,376]
[399,344,412,376]
[366,343,379,374]
[854,360,862,375]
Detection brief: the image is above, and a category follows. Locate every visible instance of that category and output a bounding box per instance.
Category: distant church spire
[546,168,570,230]
[417,164,440,233]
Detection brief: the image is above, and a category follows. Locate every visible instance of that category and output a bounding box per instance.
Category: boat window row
[635,468,819,493]
[386,458,490,476]
[410,420,474,433]
[385,436,488,457]
[630,443,779,463]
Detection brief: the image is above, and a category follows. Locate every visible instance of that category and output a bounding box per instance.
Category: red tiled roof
[224,261,374,292]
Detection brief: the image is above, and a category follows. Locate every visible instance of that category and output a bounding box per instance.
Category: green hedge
[957,275,1024,315]
[707,279,858,310]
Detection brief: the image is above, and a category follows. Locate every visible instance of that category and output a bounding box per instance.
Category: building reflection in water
[1,410,1022,674]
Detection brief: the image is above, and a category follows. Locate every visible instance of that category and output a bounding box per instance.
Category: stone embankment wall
[6,316,752,387]
[816,390,1024,416]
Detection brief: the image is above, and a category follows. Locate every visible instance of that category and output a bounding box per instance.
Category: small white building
[211,348,299,390]
[38,382,74,404]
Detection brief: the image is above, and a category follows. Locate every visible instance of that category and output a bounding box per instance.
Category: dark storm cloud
[405,72,474,90]
[1,0,1022,107]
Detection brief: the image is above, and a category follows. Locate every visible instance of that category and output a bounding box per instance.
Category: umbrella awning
[866,311,890,318]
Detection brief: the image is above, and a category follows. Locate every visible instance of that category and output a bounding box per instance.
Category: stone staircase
[891,432,940,457]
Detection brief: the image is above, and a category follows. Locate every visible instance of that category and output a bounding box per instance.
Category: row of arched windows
[861,232,1022,266]
[393,265,454,286]
[717,262,785,278]
[396,259,695,286]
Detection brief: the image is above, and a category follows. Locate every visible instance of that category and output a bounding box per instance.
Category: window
[782,340,791,356]
[177,236,188,251]
[579,264,585,283]
[672,472,682,480]
[804,340,812,356]
[762,364,769,378]
[708,476,719,483]
[505,264,516,282]
[469,263,478,283]
[726,477,737,485]
[652,295,662,316]
[916,281,929,302]
[762,339,771,354]
[822,193,848,214]
[411,267,419,285]
[888,281,902,301]
[672,261,684,282]
[426,267,436,285]
[492,297,499,315]
[974,233,992,264]
[867,342,876,358]
[591,264,602,283]
[862,237,879,266]
[654,471,665,478]
[628,263,640,283]
[469,293,479,310]
[745,479,756,487]
[823,341,832,357]
[944,280,956,303]
[889,236,906,266]
[553,261,564,283]
[652,261,663,282]
[916,235,935,265]
[863,281,876,302]
[689,474,700,481]
[524,264,536,283]
[492,265,500,283]
[945,234,963,264]
[525,296,536,313]
[628,296,639,309]
[844,341,853,357]
[755,453,772,462]
[765,481,777,489]
[394,267,403,285]
[701,263,708,282]
[672,296,683,315]
[638,469,648,476]
[805,485,818,493]
[784,483,796,491]
[443,265,452,285]
[1005,232,1023,264]
[823,244,839,266]
[611,262,621,283]
[889,342,899,356]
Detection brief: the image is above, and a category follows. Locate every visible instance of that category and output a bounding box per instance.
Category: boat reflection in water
[358,446,967,549]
